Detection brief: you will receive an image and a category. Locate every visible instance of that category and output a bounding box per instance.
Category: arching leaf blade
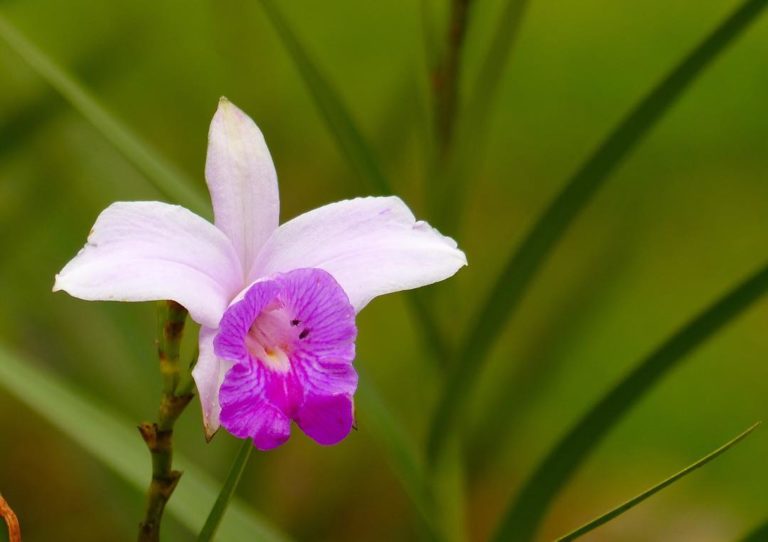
[0,12,209,216]
[492,262,768,542]
[427,0,768,464]
[556,422,761,541]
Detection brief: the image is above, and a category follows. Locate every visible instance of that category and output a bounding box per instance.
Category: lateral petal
[251,197,467,311]
[53,201,243,328]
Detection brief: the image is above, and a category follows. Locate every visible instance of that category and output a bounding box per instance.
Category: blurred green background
[0,0,767,540]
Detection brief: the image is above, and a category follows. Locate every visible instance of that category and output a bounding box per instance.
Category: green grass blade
[426,0,768,463]
[492,262,768,542]
[555,422,761,541]
[0,12,209,216]
[0,34,133,161]
[0,343,291,542]
[739,519,768,542]
[198,439,255,542]
[255,0,390,195]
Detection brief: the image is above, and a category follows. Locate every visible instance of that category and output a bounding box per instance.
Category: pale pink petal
[192,327,235,439]
[251,197,467,311]
[53,201,243,329]
[206,98,279,275]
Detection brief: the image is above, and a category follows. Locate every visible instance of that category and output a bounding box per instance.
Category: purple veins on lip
[214,267,358,450]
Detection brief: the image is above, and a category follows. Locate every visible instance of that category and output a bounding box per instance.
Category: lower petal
[296,393,355,446]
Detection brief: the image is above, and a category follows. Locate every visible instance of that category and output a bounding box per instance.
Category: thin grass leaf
[0,343,290,542]
[492,262,768,542]
[431,435,467,542]
[555,422,761,541]
[739,518,768,542]
[198,439,254,542]
[255,0,390,195]
[426,0,768,463]
[0,33,134,161]
[0,12,209,216]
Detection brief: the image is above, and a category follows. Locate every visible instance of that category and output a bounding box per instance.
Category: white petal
[206,98,279,275]
[53,201,243,328]
[251,197,467,311]
[192,326,234,439]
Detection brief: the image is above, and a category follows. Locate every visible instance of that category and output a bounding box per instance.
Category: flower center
[245,301,295,373]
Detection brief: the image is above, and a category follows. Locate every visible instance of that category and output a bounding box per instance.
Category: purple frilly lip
[214,268,357,450]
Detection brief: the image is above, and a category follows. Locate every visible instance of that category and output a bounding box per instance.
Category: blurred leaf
[0,20,140,161]
[198,439,254,542]
[555,422,761,541]
[465,237,634,476]
[430,436,467,542]
[426,0,768,463]
[0,343,291,542]
[419,0,442,73]
[356,374,440,539]
[492,262,768,542]
[739,518,768,541]
[0,12,209,217]
[255,0,390,195]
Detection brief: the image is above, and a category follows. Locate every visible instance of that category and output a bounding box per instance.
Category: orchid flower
[54,98,466,450]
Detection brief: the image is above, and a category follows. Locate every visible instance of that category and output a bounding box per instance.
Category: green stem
[434,0,530,231]
[492,261,768,542]
[431,0,474,156]
[198,439,255,542]
[138,301,193,542]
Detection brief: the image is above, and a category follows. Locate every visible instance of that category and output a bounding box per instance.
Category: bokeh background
[1,0,767,540]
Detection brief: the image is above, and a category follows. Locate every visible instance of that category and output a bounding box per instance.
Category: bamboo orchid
[54,98,466,449]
